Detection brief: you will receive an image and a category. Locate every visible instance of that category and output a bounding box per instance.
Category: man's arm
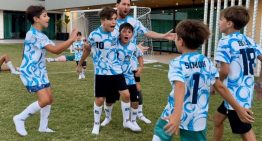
[145,31,176,41]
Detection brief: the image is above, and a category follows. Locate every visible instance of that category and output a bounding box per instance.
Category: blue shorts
[26,83,51,93]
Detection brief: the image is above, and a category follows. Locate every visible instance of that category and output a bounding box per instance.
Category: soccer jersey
[72,40,84,61]
[116,16,149,44]
[88,26,122,75]
[161,52,219,131]
[215,32,262,110]
[20,26,54,88]
[117,41,143,85]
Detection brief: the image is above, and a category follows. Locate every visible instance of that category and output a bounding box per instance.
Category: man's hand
[137,42,149,53]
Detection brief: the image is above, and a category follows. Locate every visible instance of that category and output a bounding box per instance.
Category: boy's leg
[39,87,54,132]
[129,85,141,131]
[101,102,113,126]
[81,61,87,79]
[240,129,256,141]
[213,102,227,141]
[92,98,104,135]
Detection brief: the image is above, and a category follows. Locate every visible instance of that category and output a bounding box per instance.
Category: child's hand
[162,114,180,136]
[137,42,149,53]
[236,107,254,124]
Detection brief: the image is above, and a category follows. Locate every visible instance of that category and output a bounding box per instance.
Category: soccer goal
[70,6,154,55]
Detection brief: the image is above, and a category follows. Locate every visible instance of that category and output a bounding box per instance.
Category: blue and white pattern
[116,16,149,44]
[88,26,122,75]
[20,26,54,90]
[72,40,84,61]
[161,52,218,131]
[117,41,143,85]
[215,32,262,110]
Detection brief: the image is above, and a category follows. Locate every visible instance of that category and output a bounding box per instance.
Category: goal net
[70,6,153,55]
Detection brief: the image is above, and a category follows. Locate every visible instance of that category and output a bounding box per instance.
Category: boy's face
[101,14,117,32]
[34,11,50,28]
[77,35,82,40]
[116,0,131,18]
[120,28,133,44]
[219,17,232,34]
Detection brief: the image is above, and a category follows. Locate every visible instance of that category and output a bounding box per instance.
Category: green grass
[0,44,262,141]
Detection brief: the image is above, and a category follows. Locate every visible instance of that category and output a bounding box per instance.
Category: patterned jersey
[161,52,219,131]
[88,26,122,75]
[72,40,84,61]
[117,41,143,85]
[116,16,149,70]
[20,26,54,87]
[215,32,262,110]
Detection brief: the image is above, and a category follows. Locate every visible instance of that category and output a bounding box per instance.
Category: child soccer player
[213,6,262,141]
[77,6,136,135]
[13,5,78,136]
[101,23,144,132]
[152,19,254,141]
[73,31,86,79]
[0,54,20,75]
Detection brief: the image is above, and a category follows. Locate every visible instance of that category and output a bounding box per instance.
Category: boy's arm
[213,79,254,123]
[76,42,91,73]
[45,29,78,54]
[135,56,144,77]
[218,62,229,81]
[163,81,185,135]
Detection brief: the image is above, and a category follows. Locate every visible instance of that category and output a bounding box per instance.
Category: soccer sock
[17,101,41,120]
[94,102,102,125]
[39,105,51,130]
[6,61,17,73]
[55,55,66,62]
[138,91,143,105]
[131,108,138,123]
[121,101,130,123]
[138,104,143,118]
[104,104,113,120]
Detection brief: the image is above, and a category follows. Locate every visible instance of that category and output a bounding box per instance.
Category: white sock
[121,101,130,123]
[131,108,138,123]
[138,105,143,118]
[39,105,51,130]
[104,104,113,120]
[152,135,161,141]
[6,61,17,73]
[94,102,102,125]
[17,101,41,120]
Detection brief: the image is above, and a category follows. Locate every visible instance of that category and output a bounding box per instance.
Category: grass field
[0,44,262,141]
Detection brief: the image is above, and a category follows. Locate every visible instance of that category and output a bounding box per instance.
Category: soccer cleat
[11,71,20,75]
[78,74,82,79]
[138,115,151,124]
[91,124,100,135]
[131,121,141,132]
[123,121,141,132]
[13,115,28,136]
[39,128,55,133]
[101,118,111,127]
[81,73,86,79]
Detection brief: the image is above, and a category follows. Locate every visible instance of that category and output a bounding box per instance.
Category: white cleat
[13,115,28,136]
[91,124,100,135]
[138,115,151,124]
[101,118,111,127]
[11,71,20,75]
[78,74,82,80]
[81,73,86,79]
[39,128,55,133]
[123,121,141,132]
[132,121,141,132]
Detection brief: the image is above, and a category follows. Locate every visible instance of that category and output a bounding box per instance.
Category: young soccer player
[152,19,254,141]
[77,6,136,135]
[0,54,20,75]
[73,31,86,79]
[101,23,144,131]
[213,6,262,141]
[13,5,78,136]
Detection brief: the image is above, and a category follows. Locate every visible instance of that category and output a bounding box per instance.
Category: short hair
[175,20,210,50]
[26,5,46,24]
[119,23,134,33]
[77,32,82,36]
[116,0,132,4]
[99,6,117,20]
[220,6,249,30]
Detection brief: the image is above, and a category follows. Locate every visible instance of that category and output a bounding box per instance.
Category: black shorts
[76,61,87,67]
[95,74,127,99]
[133,71,140,82]
[128,84,139,102]
[217,101,252,134]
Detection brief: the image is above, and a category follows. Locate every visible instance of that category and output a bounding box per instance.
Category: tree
[64,14,70,33]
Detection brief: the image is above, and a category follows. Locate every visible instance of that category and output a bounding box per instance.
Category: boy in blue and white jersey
[13,5,78,136]
[77,7,137,135]
[73,31,86,79]
[152,20,254,141]
[101,23,144,132]
[213,6,262,141]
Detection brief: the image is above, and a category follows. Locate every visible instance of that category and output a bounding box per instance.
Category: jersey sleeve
[254,43,262,58]
[87,33,96,48]
[215,39,231,64]
[35,34,54,49]
[168,59,185,83]
[136,20,149,36]
[209,59,219,85]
